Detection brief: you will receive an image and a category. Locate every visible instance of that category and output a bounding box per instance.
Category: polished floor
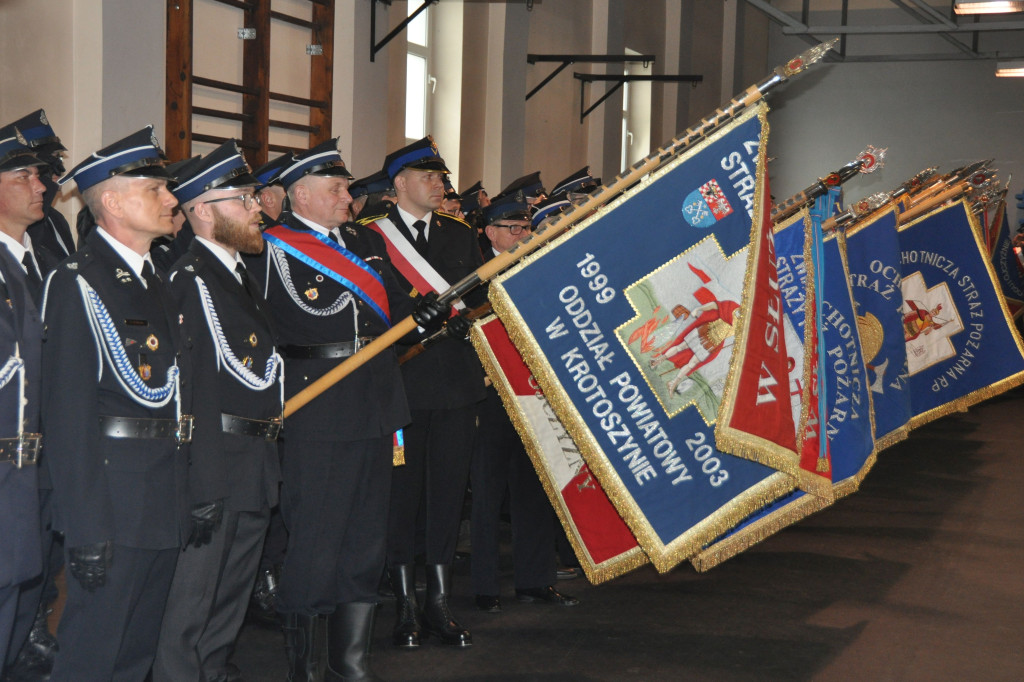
[225,388,1024,681]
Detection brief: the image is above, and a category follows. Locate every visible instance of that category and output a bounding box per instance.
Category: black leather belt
[98,415,194,443]
[0,434,41,468]
[279,337,376,360]
[221,413,282,441]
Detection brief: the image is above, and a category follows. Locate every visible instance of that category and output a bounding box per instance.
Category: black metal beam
[371,0,436,63]
[525,53,656,100]
[573,73,703,123]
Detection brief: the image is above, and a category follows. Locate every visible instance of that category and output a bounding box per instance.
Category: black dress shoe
[515,585,580,606]
[556,566,582,580]
[474,595,501,613]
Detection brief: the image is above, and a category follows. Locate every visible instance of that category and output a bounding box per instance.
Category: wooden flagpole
[282,39,840,418]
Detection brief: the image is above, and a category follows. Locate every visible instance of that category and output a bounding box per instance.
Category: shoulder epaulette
[439,213,474,230]
[357,212,388,226]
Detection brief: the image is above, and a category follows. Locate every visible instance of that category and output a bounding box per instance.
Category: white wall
[766,25,1024,228]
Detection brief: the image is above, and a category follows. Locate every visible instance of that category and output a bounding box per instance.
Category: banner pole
[283,39,839,418]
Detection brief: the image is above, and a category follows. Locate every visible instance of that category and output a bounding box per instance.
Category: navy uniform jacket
[41,230,191,550]
[27,208,75,263]
[168,240,281,512]
[247,215,411,441]
[362,204,486,410]
[0,248,43,588]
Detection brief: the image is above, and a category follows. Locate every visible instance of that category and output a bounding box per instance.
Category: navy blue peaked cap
[172,141,258,204]
[551,166,598,197]
[531,194,572,228]
[254,153,294,189]
[383,136,450,181]
[496,171,545,201]
[483,191,531,224]
[11,109,66,173]
[0,122,46,173]
[12,109,65,153]
[459,181,486,215]
[349,169,393,199]
[278,139,353,189]
[60,126,170,191]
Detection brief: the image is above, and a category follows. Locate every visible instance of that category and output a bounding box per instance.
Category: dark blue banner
[844,209,913,449]
[491,106,794,571]
[898,201,1024,423]
[821,233,876,495]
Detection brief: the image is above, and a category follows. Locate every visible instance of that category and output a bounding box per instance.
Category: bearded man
[151,141,284,682]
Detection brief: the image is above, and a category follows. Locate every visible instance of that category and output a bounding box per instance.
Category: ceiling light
[954,1,1024,14]
[995,60,1024,76]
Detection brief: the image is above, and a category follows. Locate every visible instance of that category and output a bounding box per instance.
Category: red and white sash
[366,217,465,311]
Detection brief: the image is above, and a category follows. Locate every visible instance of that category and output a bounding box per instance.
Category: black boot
[422,564,472,647]
[282,612,321,682]
[6,603,58,681]
[325,603,379,682]
[390,564,422,648]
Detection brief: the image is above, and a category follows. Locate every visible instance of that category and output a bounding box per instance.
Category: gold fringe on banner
[690,492,831,572]
[898,200,1024,430]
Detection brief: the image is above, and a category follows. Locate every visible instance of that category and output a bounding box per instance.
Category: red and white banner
[471,315,647,584]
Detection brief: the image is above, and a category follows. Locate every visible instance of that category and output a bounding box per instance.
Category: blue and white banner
[898,200,1024,425]
[844,208,913,450]
[821,231,876,498]
[490,104,795,572]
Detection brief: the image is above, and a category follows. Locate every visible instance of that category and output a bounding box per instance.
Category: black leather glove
[445,312,472,340]
[186,501,224,548]
[68,541,113,592]
[412,292,448,333]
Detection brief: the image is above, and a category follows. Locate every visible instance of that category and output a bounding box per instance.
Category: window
[405,4,431,141]
[621,48,652,172]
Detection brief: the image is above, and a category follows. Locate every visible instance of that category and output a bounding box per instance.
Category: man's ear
[100,188,122,218]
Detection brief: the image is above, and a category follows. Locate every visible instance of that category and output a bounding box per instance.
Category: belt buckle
[265,417,282,442]
[176,415,195,444]
[16,433,41,468]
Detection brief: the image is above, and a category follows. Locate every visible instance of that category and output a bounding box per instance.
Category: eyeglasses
[201,193,262,210]
[491,223,531,235]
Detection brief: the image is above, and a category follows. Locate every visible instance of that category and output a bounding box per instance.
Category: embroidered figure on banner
[616,237,745,422]
[900,271,964,375]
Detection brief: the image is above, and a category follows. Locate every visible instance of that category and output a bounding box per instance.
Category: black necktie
[412,220,428,256]
[21,253,42,302]
[236,262,254,298]
[143,260,159,290]
[327,229,341,245]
